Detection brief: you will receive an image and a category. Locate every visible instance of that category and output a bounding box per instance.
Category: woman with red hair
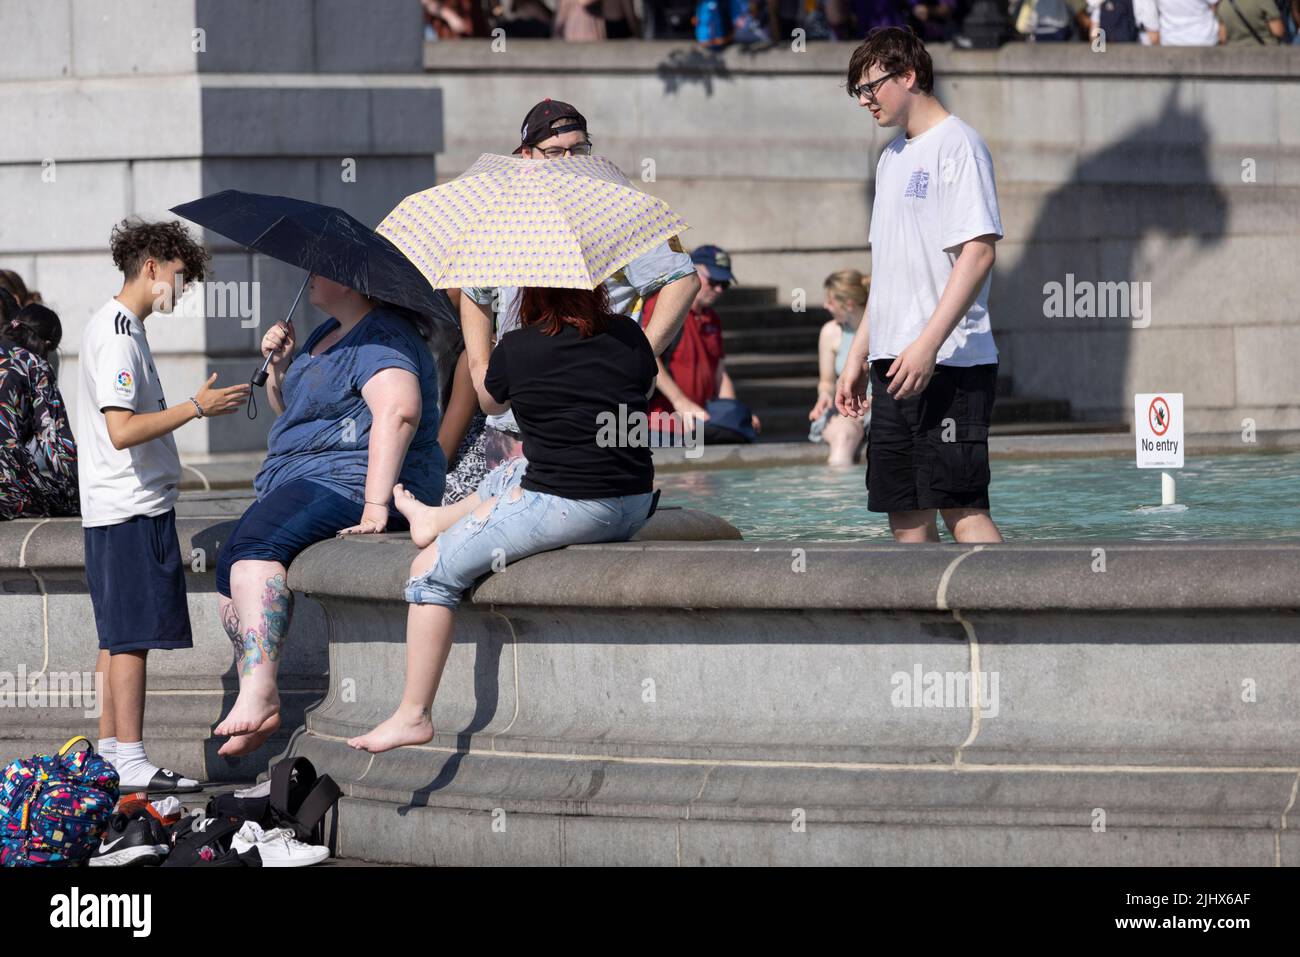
[349,284,659,753]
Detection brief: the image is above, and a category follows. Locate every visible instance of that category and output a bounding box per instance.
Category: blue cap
[690,245,735,285]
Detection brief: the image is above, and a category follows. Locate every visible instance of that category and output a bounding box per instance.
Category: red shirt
[643,292,725,433]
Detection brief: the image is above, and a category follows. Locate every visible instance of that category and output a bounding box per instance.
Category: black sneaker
[88,812,169,867]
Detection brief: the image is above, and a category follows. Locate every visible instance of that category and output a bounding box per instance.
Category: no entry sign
[1135,393,1183,468]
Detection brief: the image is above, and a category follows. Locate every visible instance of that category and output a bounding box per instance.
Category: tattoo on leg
[238,574,294,677]
[220,601,243,664]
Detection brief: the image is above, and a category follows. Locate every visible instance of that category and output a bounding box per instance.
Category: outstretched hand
[336,503,390,537]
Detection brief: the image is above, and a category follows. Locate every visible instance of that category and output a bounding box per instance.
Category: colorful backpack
[0,736,119,867]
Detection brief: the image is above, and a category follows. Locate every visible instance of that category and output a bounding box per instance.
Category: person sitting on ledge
[348,283,659,754]
[1,300,79,519]
[646,245,762,446]
[212,274,446,757]
[807,269,870,467]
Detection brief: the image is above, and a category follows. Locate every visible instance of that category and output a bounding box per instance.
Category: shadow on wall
[990,86,1229,421]
[656,47,734,95]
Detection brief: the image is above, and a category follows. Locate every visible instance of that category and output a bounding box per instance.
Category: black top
[484,316,656,499]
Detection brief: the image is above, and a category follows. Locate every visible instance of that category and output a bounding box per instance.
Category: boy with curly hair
[78,218,250,793]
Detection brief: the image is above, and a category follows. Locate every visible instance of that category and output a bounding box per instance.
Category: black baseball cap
[691,245,736,284]
[514,99,588,155]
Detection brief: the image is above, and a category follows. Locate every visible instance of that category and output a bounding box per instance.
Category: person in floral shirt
[0,301,79,519]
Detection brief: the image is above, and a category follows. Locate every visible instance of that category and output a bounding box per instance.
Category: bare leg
[889,509,941,543]
[941,508,1004,543]
[349,493,504,753]
[95,649,115,741]
[823,415,864,467]
[348,540,454,753]
[214,560,291,756]
[392,483,481,548]
[109,650,147,744]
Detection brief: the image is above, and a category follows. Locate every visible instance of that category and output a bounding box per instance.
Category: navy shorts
[215,479,407,598]
[866,360,998,513]
[84,509,193,654]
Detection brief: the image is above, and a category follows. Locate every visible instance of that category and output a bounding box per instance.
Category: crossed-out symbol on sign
[1148,396,1171,437]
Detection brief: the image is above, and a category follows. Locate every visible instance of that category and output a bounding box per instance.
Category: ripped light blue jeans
[403,456,656,608]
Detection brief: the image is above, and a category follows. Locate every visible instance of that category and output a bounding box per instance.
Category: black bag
[205,756,340,853]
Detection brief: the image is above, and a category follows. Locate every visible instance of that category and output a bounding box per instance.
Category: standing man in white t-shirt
[1149,0,1220,42]
[835,28,1004,544]
[78,218,250,796]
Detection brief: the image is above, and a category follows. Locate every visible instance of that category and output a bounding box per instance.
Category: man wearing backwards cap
[460,99,701,461]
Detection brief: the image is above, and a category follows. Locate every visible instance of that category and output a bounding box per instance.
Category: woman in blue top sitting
[214,273,447,756]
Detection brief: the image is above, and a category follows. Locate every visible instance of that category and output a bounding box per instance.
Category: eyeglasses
[533,141,593,159]
[706,278,730,290]
[850,71,899,102]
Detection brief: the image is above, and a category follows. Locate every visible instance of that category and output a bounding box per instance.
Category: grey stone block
[307,598,520,738]
[193,0,315,74]
[1235,325,1300,407]
[960,611,1300,766]
[0,76,202,165]
[0,162,131,256]
[315,155,440,231]
[129,159,204,223]
[0,575,48,670]
[0,0,72,81]
[200,86,373,158]
[945,544,1300,612]
[314,0,424,74]
[70,0,197,78]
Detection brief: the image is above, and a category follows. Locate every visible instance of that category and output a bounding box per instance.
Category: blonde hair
[823,269,870,310]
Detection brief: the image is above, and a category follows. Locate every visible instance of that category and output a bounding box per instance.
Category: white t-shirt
[1155,0,1220,44]
[867,114,1003,368]
[75,299,182,527]
[1133,0,1161,38]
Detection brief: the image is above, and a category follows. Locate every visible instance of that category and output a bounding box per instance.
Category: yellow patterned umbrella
[376,153,690,290]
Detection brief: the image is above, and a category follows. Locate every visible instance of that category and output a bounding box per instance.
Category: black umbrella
[170,190,454,395]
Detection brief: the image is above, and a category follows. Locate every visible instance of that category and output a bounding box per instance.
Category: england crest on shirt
[904,168,930,199]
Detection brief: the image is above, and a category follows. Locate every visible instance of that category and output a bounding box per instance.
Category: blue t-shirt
[253,308,446,513]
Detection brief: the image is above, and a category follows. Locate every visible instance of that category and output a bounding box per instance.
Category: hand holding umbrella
[259,317,296,378]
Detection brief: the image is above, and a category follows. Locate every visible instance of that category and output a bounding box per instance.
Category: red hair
[518,285,612,338]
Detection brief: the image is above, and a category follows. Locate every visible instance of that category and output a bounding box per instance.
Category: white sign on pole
[1134,393,1183,469]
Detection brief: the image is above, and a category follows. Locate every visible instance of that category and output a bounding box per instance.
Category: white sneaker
[231,820,329,867]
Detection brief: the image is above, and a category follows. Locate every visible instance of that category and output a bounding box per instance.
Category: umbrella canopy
[170,190,453,322]
[376,153,690,290]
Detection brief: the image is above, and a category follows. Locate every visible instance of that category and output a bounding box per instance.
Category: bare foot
[347,711,434,754]
[214,688,280,738]
[217,712,281,757]
[392,483,446,548]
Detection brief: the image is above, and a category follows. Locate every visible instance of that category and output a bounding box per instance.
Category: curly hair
[110,218,211,284]
[845,26,934,98]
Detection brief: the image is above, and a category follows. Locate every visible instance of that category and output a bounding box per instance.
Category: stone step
[724,351,821,378]
[713,303,831,331]
[723,326,832,353]
[716,285,780,307]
